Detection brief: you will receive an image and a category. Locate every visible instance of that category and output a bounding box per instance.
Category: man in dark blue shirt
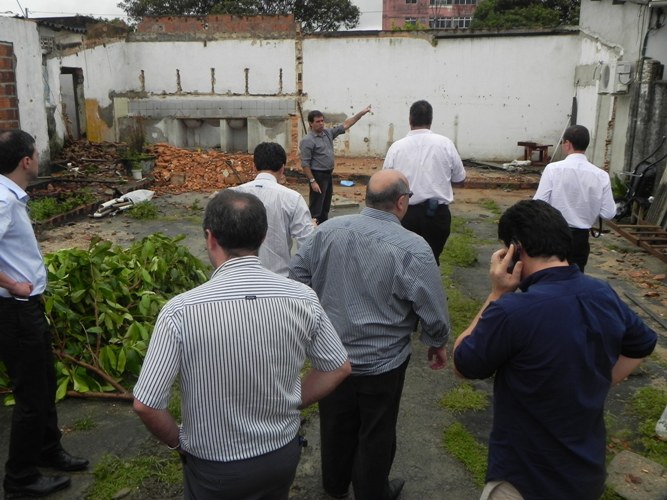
[453,200,657,500]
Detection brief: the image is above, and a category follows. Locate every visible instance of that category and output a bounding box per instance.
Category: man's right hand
[9,281,33,298]
[489,245,522,298]
[310,181,321,194]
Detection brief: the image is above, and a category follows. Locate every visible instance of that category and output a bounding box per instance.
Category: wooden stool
[517,141,552,166]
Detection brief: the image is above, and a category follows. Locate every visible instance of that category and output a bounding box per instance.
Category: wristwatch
[309,178,316,183]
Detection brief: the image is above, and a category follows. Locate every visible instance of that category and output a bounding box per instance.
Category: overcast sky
[8,0,382,29]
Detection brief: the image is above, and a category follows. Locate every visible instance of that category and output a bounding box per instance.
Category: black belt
[0,294,43,303]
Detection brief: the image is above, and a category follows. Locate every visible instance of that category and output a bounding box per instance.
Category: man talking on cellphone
[453,199,656,500]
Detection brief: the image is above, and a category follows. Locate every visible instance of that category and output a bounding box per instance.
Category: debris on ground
[149,144,256,194]
[51,139,126,179]
[92,190,155,218]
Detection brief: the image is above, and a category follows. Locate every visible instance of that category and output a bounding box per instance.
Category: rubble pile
[51,140,125,178]
[149,144,256,194]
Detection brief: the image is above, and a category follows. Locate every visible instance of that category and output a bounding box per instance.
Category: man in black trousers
[0,129,88,498]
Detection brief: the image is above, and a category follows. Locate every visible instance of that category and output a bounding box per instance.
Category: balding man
[290,170,451,500]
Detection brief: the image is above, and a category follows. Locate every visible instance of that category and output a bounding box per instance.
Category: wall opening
[59,67,86,139]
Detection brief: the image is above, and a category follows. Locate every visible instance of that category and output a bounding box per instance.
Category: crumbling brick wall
[0,42,19,130]
[136,15,296,36]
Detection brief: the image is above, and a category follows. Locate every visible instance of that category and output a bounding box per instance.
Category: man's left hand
[427,346,447,370]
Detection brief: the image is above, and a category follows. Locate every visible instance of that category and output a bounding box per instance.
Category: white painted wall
[50,39,296,103]
[302,34,580,161]
[0,17,50,167]
[40,14,662,172]
[579,0,650,62]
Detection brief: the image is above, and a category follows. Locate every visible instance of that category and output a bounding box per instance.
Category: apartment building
[382,0,477,30]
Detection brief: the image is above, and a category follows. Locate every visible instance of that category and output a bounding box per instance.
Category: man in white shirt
[533,125,616,272]
[232,142,314,276]
[383,100,466,265]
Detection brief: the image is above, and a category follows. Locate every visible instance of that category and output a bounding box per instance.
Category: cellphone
[507,240,522,273]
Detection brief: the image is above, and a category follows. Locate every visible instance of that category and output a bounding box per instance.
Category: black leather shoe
[38,449,89,472]
[385,478,405,500]
[4,474,71,498]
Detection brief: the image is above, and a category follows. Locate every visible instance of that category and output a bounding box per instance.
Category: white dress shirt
[533,153,616,229]
[383,129,466,205]
[0,175,47,297]
[232,172,314,276]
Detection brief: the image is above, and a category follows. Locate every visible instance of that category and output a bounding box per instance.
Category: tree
[471,0,578,29]
[118,0,360,32]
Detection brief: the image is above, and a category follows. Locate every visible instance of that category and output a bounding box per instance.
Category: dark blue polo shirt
[454,265,657,500]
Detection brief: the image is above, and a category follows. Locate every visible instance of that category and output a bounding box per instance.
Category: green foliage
[439,216,482,337]
[28,192,95,222]
[119,0,360,32]
[612,174,628,201]
[440,383,489,414]
[72,416,97,431]
[471,0,573,29]
[479,198,502,216]
[628,387,667,468]
[0,234,208,400]
[89,453,182,500]
[127,201,159,220]
[442,422,488,486]
[630,386,667,421]
[391,20,429,31]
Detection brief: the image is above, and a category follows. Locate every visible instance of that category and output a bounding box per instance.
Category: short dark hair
[366,176,410,211]
[307,110,324,124]
[203,190,267,257]
[0,129,35,175]
[253,142,286,172]
[563,125,590,151]
[498,200,571,261]
[409,100,433,128]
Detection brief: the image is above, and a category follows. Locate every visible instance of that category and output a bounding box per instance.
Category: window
[405,17,418,25]
[429,17,453,28]
[452,16,472,27]
[406,0,417,3]
[430,0,453,5]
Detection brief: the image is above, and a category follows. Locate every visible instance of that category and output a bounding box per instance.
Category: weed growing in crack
[442,422,487,486]
[440,383,489,414]
[72,416,97,431]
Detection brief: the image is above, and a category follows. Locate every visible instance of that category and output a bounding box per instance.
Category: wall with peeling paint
[0,17,51,169]
[49,31,583,162]
[301,33,580,162]
[42,19,663,177]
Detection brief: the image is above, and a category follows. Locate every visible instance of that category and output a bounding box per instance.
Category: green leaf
[56,377,70,401]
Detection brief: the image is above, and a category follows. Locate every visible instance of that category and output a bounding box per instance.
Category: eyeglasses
[401,191,413,199]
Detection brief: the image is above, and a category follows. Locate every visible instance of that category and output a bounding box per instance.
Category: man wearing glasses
[290,170,450,500]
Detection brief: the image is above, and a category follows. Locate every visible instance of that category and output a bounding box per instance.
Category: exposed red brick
[137,14,296,35]
[0,84,16,97]
[0,121,20,130]
[0,97,16,108]
[0,108,19,120]
[0,43,13,57]
[0,71,16,83]
[0,58,14,71]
